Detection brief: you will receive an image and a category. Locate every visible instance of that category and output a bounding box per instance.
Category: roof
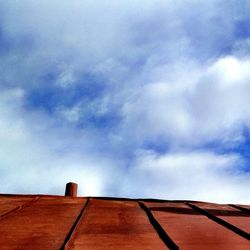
[0,194,249,249]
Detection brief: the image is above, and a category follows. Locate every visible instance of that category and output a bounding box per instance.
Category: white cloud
[0,88,121,196]
[122,150,250,204]
[121,56,250,148]
[0,1,250,203]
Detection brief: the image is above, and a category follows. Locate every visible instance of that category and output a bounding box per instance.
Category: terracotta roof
[0,193,249,249]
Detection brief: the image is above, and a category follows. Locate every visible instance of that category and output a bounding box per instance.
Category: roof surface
[0,194,249,249]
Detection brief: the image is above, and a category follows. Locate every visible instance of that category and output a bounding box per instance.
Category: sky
[0,0,250,204]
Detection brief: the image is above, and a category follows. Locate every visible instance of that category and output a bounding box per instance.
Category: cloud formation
[0,0,250,203]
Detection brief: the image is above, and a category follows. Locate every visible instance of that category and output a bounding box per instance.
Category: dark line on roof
[186,202,250,240]
[149,206,249,217]
[89,196,203,203]
[138,201,179,250]
[0,196,40,222]
[0,194,63,198]
[0,194,223,204]
[229,204,250,214]
[92,196,137,201]
[60,197,90,250]
[139,198,200,203]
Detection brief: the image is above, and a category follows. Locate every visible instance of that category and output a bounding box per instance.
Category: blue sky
[0,0,250,203]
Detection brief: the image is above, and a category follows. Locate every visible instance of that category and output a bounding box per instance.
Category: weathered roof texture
[0,194,249,249]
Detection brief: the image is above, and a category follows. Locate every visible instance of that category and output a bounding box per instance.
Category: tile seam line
[229,204,250,214]
[186,202,250,240]
[138,201,179,250]
[0,196,41,222]
[60,197,90,250]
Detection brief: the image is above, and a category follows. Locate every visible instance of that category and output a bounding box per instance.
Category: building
[0,183,249,249]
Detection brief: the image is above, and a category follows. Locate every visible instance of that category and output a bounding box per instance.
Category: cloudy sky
[0,0,250,203]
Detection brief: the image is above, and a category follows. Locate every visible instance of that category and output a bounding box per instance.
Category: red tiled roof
[0,194,249,249]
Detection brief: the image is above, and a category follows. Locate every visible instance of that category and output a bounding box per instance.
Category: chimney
[65,182,78,197]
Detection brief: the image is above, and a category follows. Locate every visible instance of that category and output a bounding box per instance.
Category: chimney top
[65,182,78,197]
